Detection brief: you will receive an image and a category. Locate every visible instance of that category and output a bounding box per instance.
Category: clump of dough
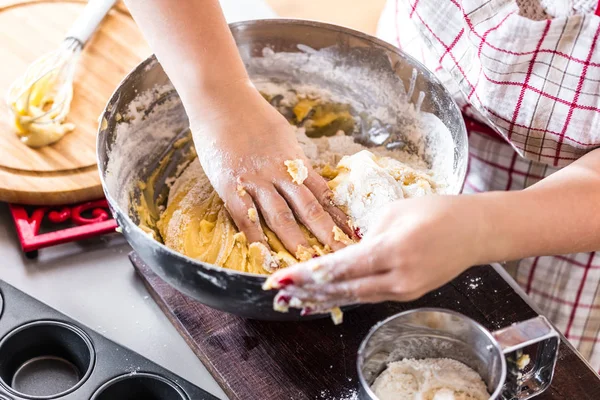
[330,307,343,325]
[332,226,354,245]
[285,159,308,184]
[249,242,278,273]
[296,245,317,261]
[247,207,258,223]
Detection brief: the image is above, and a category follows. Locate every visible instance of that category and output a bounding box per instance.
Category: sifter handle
[65,0,118,46]
[492,316,560,400]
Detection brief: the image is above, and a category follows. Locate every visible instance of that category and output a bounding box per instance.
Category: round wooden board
[0,0,150,205]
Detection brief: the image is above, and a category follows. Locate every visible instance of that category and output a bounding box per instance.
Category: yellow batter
[156,159,338,274]
[7,51,76,148]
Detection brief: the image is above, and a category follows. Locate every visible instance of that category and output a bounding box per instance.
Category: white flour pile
[296,126,438,236]
[327,149,436,235]
[371,358,490,400]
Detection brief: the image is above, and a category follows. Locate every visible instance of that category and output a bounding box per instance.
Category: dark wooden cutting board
[130,253,600,400]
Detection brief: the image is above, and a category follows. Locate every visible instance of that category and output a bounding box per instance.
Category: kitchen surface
[1,0,600,399]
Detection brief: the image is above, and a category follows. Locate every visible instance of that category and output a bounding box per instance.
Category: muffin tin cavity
[0,321,94,399]
[91,373,188,400]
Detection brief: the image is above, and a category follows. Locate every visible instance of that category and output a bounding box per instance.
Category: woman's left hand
[264,195,488,315]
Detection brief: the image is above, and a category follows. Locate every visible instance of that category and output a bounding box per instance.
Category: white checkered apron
[377,0,600,369]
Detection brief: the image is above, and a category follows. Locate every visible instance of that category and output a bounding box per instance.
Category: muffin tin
[0,280,217,400]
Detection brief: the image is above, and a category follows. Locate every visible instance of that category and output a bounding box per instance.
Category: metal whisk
[6,0,117,148]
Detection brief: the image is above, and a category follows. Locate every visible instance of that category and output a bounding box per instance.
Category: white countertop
[0,2,276,399]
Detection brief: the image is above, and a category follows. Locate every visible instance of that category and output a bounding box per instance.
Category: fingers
[303,170,354,238]
[274,274,394,315]
[281,274,391,304]
[275,180,346,251]
[264,239,388,289]
[247,184,309,254]
[223,188,266,245]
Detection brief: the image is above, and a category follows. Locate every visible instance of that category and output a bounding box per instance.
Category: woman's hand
[264,195,487,314]
[189,82,351,254]
[125,0,352,255]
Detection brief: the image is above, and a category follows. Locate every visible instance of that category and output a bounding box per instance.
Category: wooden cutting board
[0,0,150,205]
[130,252,600,400]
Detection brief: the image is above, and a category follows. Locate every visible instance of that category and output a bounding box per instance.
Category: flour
[246,46,407,124]
[328,150,436,235]
[371,358,489,400]
[318,389,359,400]
[104,84,188,212]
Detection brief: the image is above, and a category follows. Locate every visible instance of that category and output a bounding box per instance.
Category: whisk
[6,0,118,148]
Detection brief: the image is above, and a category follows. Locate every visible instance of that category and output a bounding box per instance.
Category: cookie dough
[156,159,330,274]
[247,207,258,223]
[332,226,353,246]
[371,358,489,400]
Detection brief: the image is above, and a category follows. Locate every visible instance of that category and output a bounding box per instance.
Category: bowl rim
[97,18,468,281]
[356,307,506,400]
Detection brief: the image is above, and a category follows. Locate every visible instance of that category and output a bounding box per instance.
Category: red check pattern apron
[377,0,600,369]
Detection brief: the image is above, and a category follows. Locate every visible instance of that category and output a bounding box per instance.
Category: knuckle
[391,284,407,297]
[345,281,363,298]
[333,283,353,300]
[274,209,296,227]
[234,214,253,230]
[389,272,409,291]
[319,186,334,202]
[329,265,350,282]
[362,252,379,273]
[304,199,325,223]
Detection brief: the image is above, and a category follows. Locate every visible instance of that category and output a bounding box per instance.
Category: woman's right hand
[188,80,352,255]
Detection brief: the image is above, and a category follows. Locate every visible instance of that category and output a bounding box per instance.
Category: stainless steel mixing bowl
[97,19,468,320]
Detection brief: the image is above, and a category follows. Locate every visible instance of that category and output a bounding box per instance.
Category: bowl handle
[492,316,560,399]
